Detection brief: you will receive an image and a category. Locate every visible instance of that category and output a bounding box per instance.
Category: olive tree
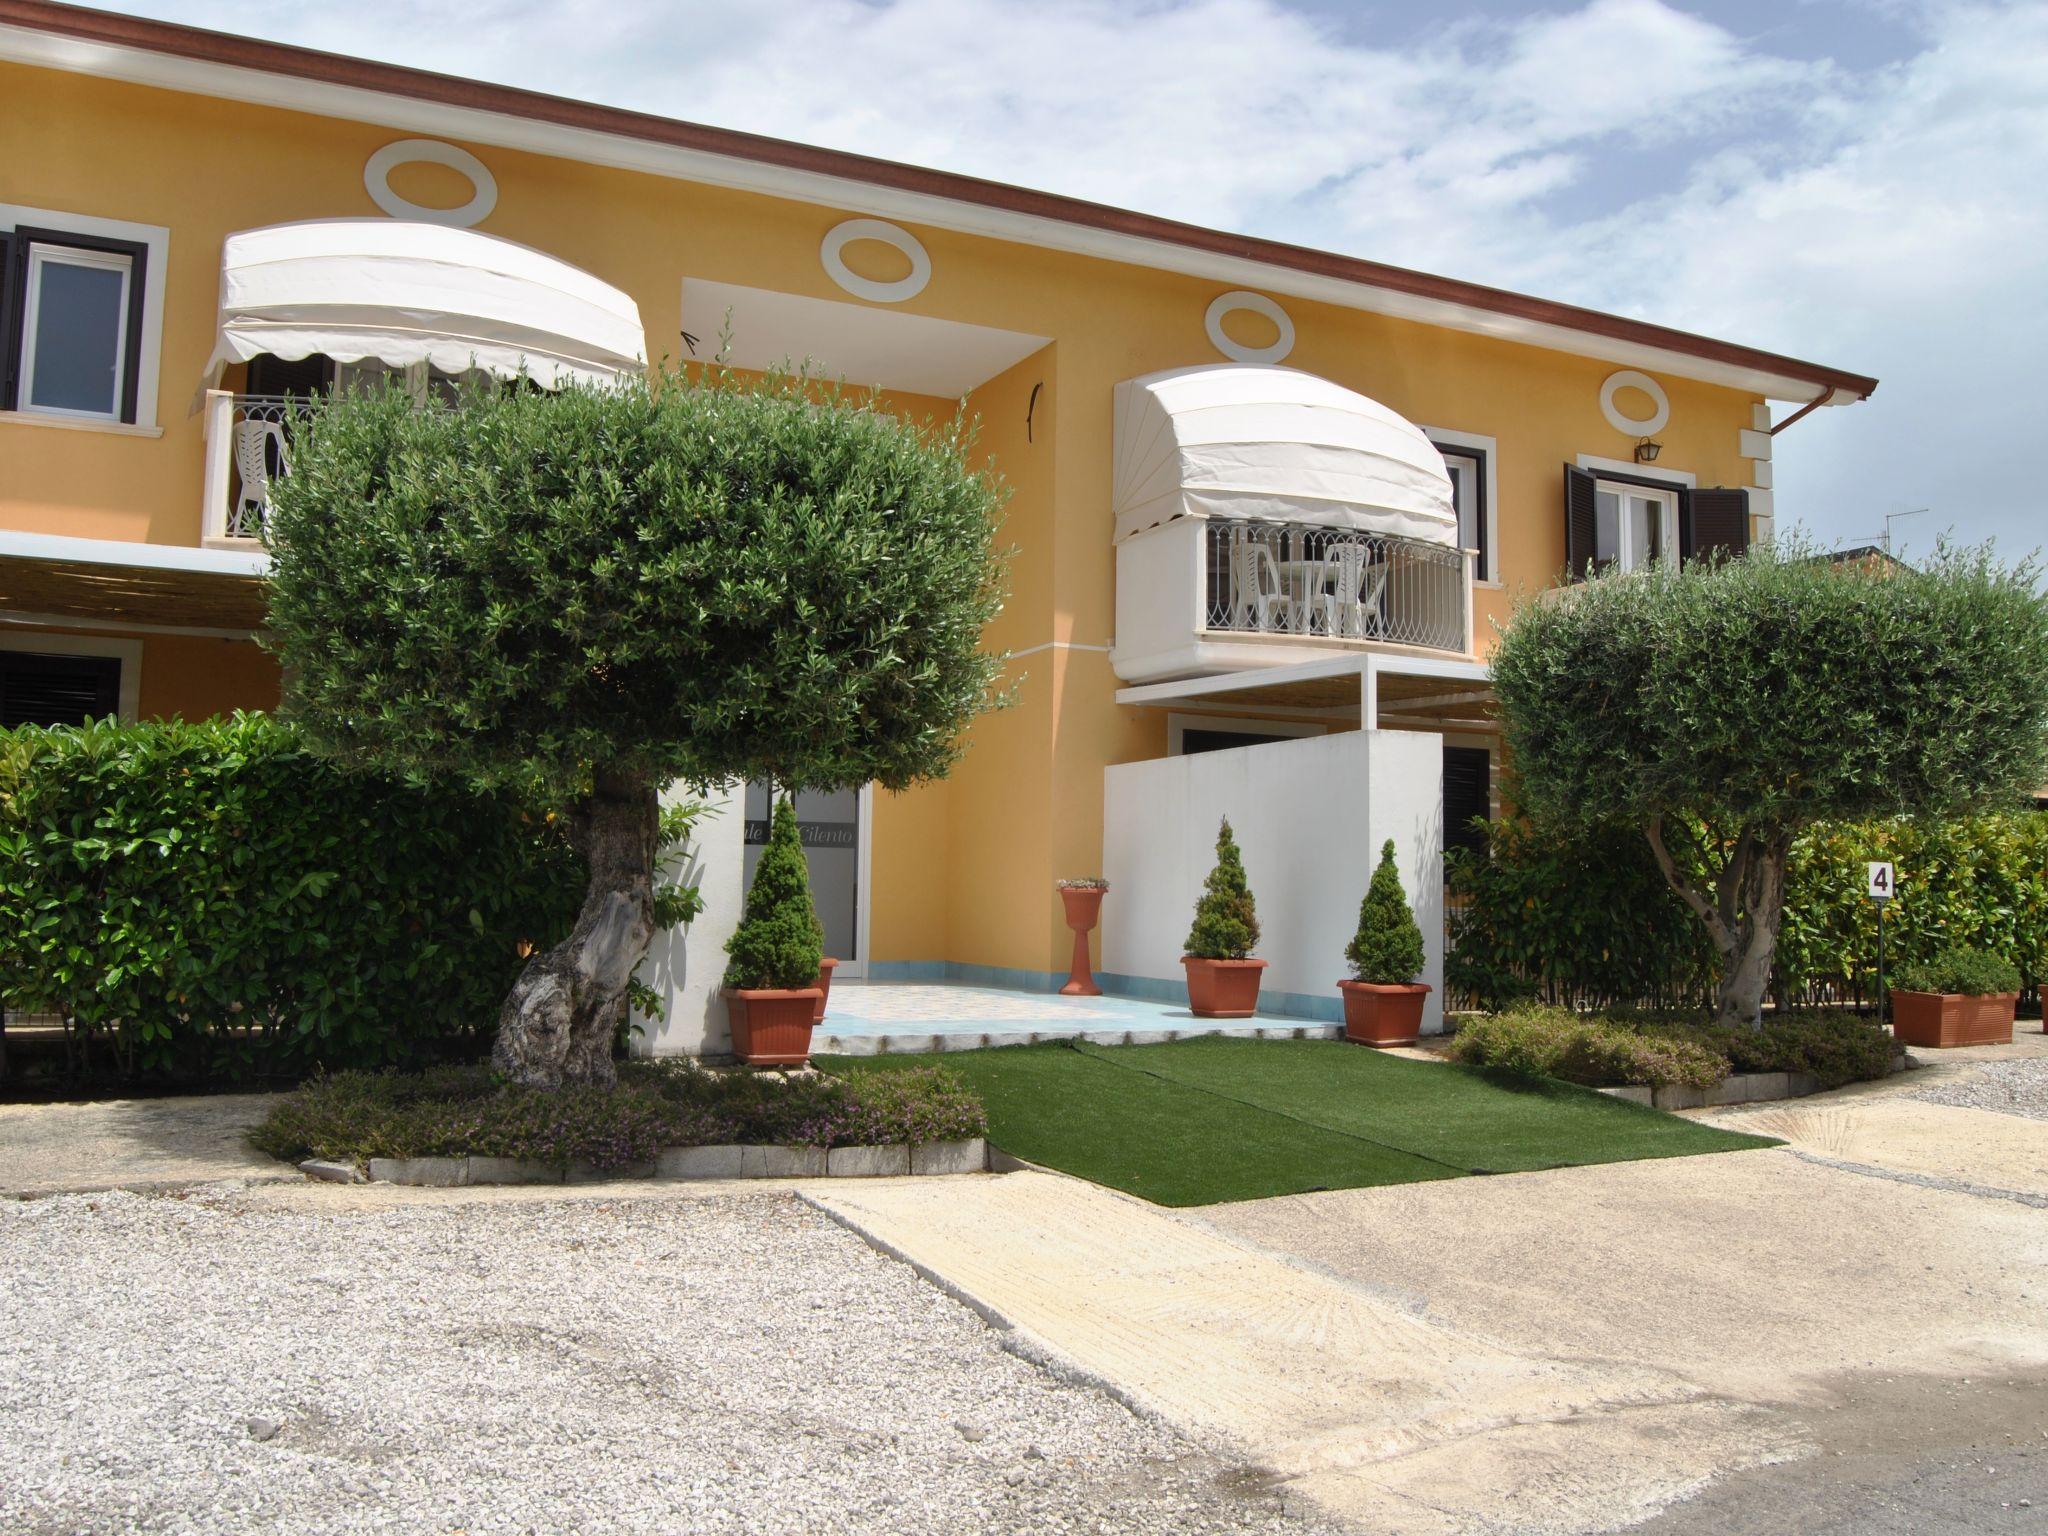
[263,368,1007,1087]
[1490,540,2048,1027]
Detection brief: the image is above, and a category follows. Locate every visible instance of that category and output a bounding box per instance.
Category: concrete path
[812,1067,2048,1535]
[0,1093,286,1196]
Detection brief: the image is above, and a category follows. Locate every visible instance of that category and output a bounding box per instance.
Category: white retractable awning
[204,219,647,390]
[1111,364,1458,546]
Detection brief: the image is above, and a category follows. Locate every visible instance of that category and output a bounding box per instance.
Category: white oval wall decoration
[1205,291,1295,365]
[1599,369,1670,436]
[364,140,499,227]
[820,219,932,303]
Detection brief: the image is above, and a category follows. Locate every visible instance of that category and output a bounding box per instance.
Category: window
[1167,715,1325,755]
[1593,478,1677,573]
[1443,744,1492,860]
[2,226,149,424]
[0,652,121,729]
[1436,447,1488,582]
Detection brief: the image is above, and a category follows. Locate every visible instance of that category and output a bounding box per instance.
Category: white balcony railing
[1202,520,1470,653]
[201,389,306,546]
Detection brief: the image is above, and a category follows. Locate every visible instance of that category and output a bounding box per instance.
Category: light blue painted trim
[866,962,1343,1022]
[1096,971,1341,1023]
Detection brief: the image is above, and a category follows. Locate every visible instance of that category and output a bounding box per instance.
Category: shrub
[1450,1005,1895,1091]
[723,796,825,989]
[1682,1012,1898,1089]
[1449,1006,1723,1089]
[0,715,580,1086]
[1892,946,2023,997]
[251,1059,988,1169]
[1185,818,1259,960]
[1447,809,2048,1013]
[1347,840,1425,983]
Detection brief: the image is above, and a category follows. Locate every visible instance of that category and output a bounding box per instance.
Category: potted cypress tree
[1890,945,2021,1047]
[1182,819,1266,1017]
[722,795,825,1065]
[1339,840,1429,1045]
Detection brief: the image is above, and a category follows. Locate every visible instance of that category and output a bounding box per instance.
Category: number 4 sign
[1867,862,1896,900]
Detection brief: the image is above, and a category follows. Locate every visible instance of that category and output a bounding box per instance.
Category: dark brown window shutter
[1563,464,1597,580]
[0,231,20,412]
[1684,488,1751,564]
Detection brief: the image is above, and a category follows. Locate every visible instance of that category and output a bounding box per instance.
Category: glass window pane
[1594,490,1621,564]
[1625,495,1651,568]
[26,254,128,416]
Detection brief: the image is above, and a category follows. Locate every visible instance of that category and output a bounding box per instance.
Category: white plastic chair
[1322,542,1389,639]
[1227,538,1288,631]
[232,418,288,536]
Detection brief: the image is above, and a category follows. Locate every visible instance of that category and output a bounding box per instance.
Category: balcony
[200,391,301,547]
[1112,515,1475,686]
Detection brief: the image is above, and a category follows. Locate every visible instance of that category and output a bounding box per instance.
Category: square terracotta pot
[1339,980,1430,1046]
[1182,956,1267,1018]
[1891,990,2016,1048]
[725,987,823,1065]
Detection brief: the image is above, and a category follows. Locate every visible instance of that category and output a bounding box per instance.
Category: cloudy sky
[108,0,2048,561]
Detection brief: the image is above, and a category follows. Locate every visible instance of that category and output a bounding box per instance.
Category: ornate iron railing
[1202,520,1470,654]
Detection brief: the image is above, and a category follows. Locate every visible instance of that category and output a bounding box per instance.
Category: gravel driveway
[0,1184,1329,1535]
[1906,1056,2048,1121]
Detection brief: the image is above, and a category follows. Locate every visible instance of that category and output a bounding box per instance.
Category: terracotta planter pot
[1182,956,1267,1018]
[1339,980,1430,1046]
[1891,989,2016,1048]
[724,987,823,1066]
[812,958,839,1023]
[1059,886,1106,997]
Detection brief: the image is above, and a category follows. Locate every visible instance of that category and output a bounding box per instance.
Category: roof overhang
[1116,651,1495,728]
[0,1,1878,407]
[0,530,269,632]
[681,279,1047,397]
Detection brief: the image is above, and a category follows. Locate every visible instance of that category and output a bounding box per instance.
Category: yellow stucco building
[0,2,1875,1046]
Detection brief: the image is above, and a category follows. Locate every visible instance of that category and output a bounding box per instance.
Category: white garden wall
[1101,729,1445,1032]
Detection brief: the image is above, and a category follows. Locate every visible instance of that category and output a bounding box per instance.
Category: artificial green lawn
[817,1036,1778,1207]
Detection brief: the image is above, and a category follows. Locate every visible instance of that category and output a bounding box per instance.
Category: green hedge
[0,714,580,1085]
[1448,810,2048,1012]
[251,1060,989,1170]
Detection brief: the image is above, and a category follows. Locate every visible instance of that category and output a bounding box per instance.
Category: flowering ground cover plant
[252,1059,987,1171]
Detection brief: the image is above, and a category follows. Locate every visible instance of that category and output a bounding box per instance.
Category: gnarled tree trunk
[493,765,659,1089]
[1645,817,1794,1029]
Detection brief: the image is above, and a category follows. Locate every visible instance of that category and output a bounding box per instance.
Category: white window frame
[1,204,169,432]
[1167,713,1326,755]
[1593,478,1680,573]
[19,242,133,422]
[1419,427,1498,587]
[1574,454,1695,576]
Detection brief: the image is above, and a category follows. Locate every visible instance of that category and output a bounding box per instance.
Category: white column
[634,780,746,1058]
[200,389,234,545]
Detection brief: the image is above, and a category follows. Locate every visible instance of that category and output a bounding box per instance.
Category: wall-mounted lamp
[1633,437,1663,464]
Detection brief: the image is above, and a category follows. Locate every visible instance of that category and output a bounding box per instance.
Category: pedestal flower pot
[1182,957,1267,1018]
[1059,886,1106,997]
[812,958,839,1022]
[724,988,824,1066]
[1339,981,1430,1046]
[1891,990,2016,1048]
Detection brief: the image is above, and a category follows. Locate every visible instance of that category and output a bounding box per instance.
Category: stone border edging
[1598,1048,1910,1111]
[299,1138,987,1187]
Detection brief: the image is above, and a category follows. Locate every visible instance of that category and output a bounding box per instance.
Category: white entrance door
[741,783,868,977]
